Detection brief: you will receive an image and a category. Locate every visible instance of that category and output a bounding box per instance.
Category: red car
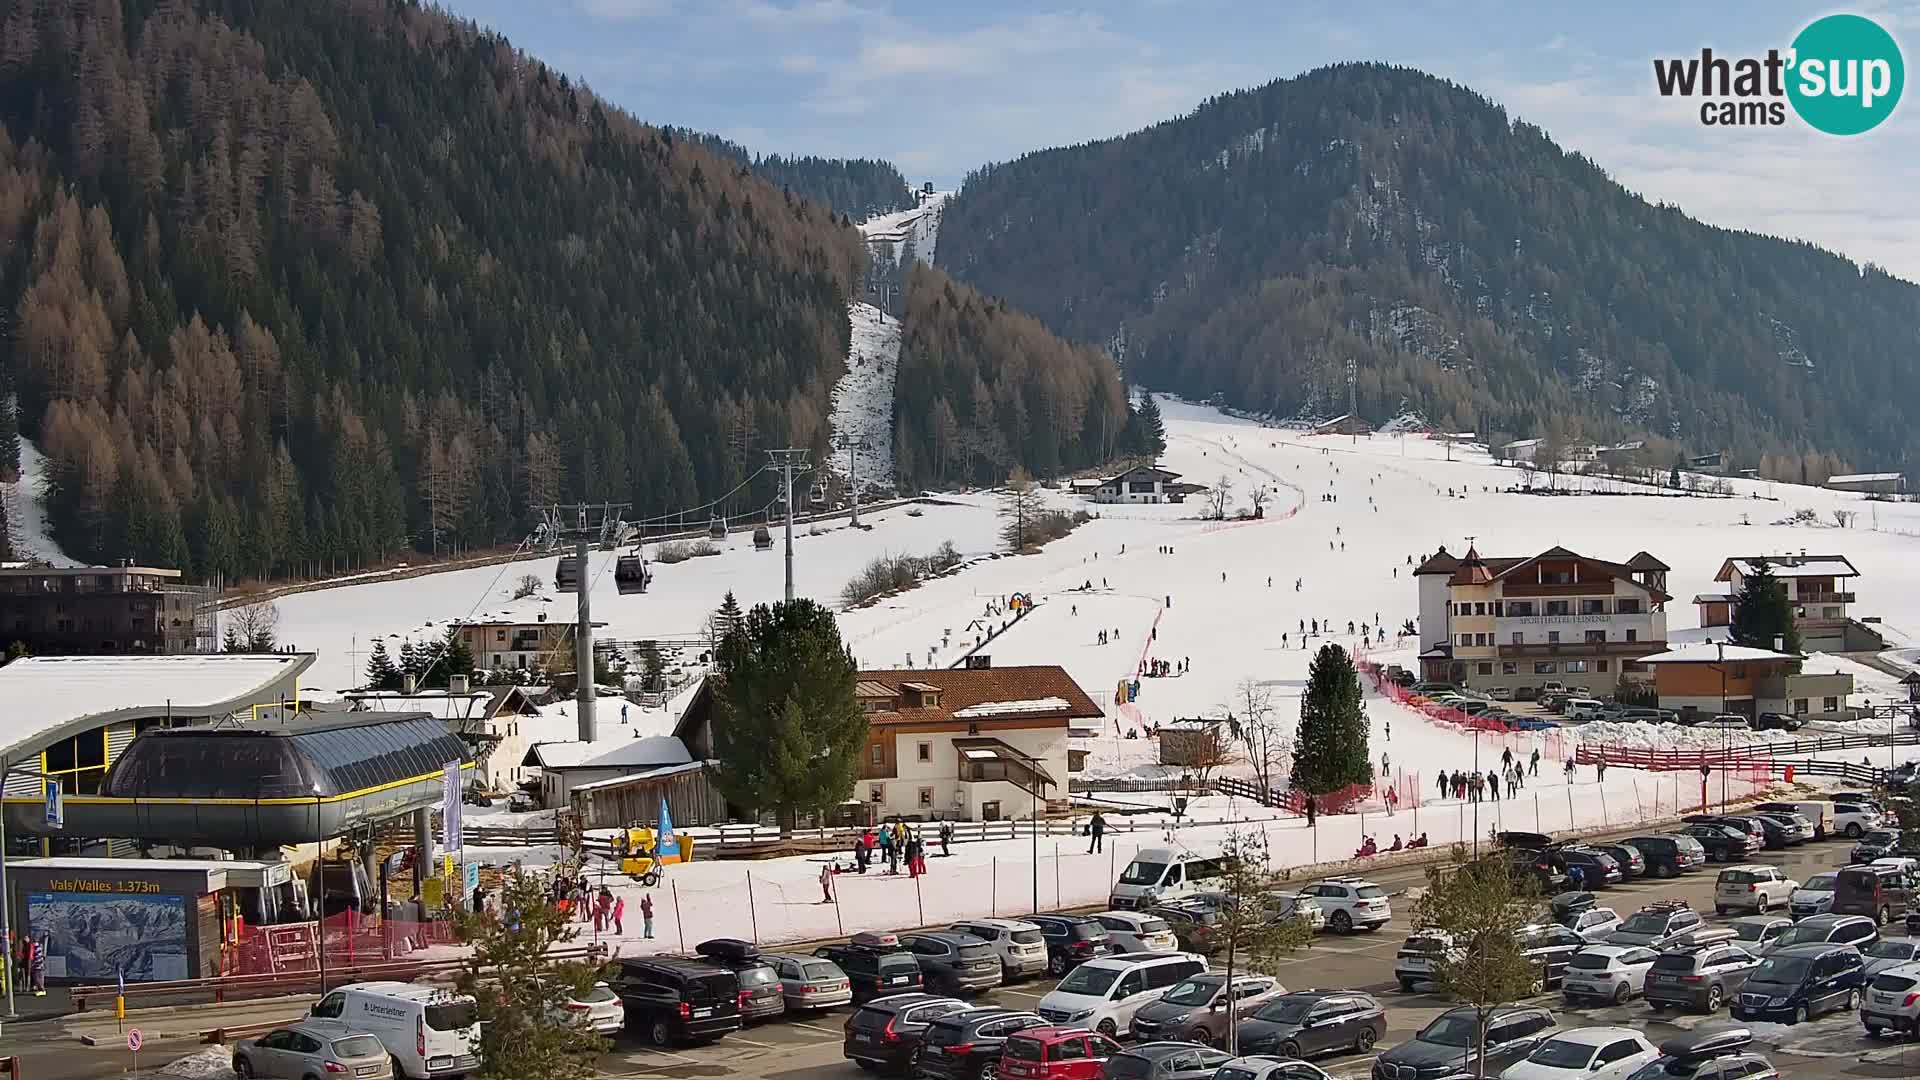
[998,1027,1122,1080]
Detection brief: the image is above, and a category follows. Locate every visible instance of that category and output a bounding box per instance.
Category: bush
[654,539,720,564]
[512,573,543,600]
[840,541,964,607]
[1029,509,1089,547]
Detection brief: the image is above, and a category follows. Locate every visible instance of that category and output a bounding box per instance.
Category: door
[1301,1001,1344,1056]
[1055,1035,1095,1080]
[286,1030,326,1074]
[1110,968,1150,1026]
[252,1031,292,1076]
[1593,1038,1650,1080]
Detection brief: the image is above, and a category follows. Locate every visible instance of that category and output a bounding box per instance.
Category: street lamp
[314,784,328,994]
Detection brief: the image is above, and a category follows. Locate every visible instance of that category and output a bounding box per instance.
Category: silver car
[764,951,854,1009]
[563,981,626,1035]
[1863,938,1920,978]
[234,1023,392,1079]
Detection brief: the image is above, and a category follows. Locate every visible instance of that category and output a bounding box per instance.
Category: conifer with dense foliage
[0,0,864,580]
[1291,643,1371,794]
[940,63,1917,473]
[667,129,914,220]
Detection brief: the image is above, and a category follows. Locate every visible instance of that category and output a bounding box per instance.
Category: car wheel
[1614,982,1631,1004]
[1648,1000,1668,1014]
[1756,895,1770,914]
[1795,1002,1812,1026]
[856,1061,879,1072]
[906,1048,923,1075]
[1331,910,1353,934]
[1656,863,1674,879]
[1715,906,1728,916]
[1048,954,1066,977]
[1866,1022,1885,1038]
[1280,1040,1302,1059]
[1097,1020,1117,1038]
[1847,823,1864,838]
[1192,1028,1217,1049]
[981,1062,998,1080]
[1398,978,1416,993]
[1356,1026,1377,1053]
[1706,985,1723,1012]
[234,1059,255,1079]
[1844,989,1857,1011]
[649,1016,673,1047]
[1878,906,1891,927]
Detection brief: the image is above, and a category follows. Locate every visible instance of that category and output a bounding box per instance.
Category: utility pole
[849,442,860,528]
[767,450,812,603]
[536,501,630,745]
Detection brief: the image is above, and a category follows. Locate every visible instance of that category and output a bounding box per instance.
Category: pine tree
[453,868,608,1079]
[1730,558,1802,656]
[1291,643,1371,794]
[365,640,402,690]
[712,599,866,832]
[436,626,476,688]
[399,639,427,685]
[0,381,20,483]
[1134,392,1167,456]
[710,591,745,659]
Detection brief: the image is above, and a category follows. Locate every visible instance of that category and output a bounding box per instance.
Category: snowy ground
[826,302,901,489]
[860,192,947,265]
[1,434,79,566]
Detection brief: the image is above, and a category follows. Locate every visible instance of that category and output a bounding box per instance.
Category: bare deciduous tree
[1248,484,1270,518]
[512,573,543,600]
[223,599,280,652]
[1227,677,1292,797]
[1207,472,1235,520]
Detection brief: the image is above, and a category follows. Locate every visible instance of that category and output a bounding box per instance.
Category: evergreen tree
[453,868,608,1079]
[399,639,426,685]
[365,639,403,690]
[1730,558,1802,656]
[636,640,665,690]
[711,591,745,659]
[436,626,476,688]
[712,599,866,832]
[1291,644,1371,793]
[221,625,245,653]
[1134,392,1167,456]
[0,382,19,483]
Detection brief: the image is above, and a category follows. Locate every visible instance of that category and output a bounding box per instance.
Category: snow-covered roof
[569,760,708,792]
[1826,472,1903,484]
[1503,438,1542,449]
[0,653,315,760]
[346,692,491,719]
[1721,555,1859,579]
[952,697,1073,718]
[521,734,693,771]
[1633,643,1799,664]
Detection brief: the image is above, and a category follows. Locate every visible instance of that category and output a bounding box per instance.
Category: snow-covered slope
[826,302,900,489]
[860,192,947,265]
[1,436,80,566]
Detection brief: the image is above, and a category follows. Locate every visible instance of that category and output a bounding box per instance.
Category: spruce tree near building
[455,868,608,1079]
[712,598,866,832]
[1130,392,1167,456]
[1291,644,1372,794]
[1730,558,1802,658]
[364,640,403,690]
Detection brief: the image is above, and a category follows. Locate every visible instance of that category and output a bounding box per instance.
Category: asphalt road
[5,837,1918,1079]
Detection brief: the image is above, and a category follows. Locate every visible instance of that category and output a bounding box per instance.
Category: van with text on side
[1108,847,1228,910]
[307,983,481,1080]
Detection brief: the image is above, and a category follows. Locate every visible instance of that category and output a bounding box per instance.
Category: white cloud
[577,0,674,19]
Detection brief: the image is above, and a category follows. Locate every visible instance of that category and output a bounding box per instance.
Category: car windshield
[578,985,619,1003]
[1865,831,1899,845]
[1055,964,1123,996]
[1010,929,1044,945]
[1119,861,1168,886]
[1417,1013,1480,1048]
[1801,874,1837,892]
[1003,1038,1044,1062]
[803,963,841,980]
[1865,941,1916,959]
[1620,914,1669,934]
[1752,955,1813,983]
[425,1001,479,1031]
[1138,918,1172,935]
[740,966,778,985]
[1527,1038,1599,1069]
[1649,953,1698,973]
[332,1035,384,1058]
[1733,923,1775,942]
[1568,953,1614,970]
[1161,978,1221,1006]
[1355,885,1386,899]
[1254,997,1317,1023]
[1771,926,1831,948]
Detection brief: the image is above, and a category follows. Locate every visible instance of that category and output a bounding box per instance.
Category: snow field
[827,302,903,488]
[1,436,79,566]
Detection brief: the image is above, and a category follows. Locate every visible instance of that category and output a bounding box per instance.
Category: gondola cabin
[707,516,727,541]
[614,554,651,595]
[752,525,773,550]
[554,554,583,593]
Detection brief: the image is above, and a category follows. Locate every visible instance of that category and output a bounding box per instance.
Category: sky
[439,1,1920,281]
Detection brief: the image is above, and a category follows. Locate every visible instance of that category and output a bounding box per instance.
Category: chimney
[403,672,418,694]
[449,674,469,694]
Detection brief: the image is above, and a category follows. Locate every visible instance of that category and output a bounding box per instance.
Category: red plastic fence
[223,912,457,978]
[1355,657,1569,763]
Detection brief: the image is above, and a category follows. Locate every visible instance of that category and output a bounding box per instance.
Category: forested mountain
[0,0,864,581]
[939,63,1919,474]
[892,262,1144,489]
[668,129,915,221]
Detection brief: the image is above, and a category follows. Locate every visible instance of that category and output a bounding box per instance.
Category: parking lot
[584,835,1920,1080]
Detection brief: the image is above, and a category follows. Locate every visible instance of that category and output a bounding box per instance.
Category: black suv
[694,938,786,1020]
[1557,847,1622,889]
[1621,835,1707,877]
[1849,829,1904,864]
[1025,914,1115,976]
[1372,1005,1556,1080]
[900,932,1003,995]
[818,934,927,1002]
[843,993,970,1073]
[1677,823,1754,863]
[611,957,743,1046]
[1644,942,1761,1013]
[916,1007,1046,1080]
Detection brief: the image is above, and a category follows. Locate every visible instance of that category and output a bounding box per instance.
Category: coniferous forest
[665,129,915,221]
[939,63,1920,475]
[0,0,865,579]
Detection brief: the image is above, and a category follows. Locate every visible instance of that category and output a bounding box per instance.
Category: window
[1793,699,1809,714]
[1585,630,1606,643]
[1535,661,1557,674]
[1581,599,1607,615]
[1474,603,1487,616]
[1596,660,1610,673]
[868,785,885,803]
[495,629,506,642]
[1511,632,1524,645]
[1474,633,1489,646]
[1115,970,1147,998]
[1458,634,1471,647]
[1565,660,1588,673]
[1547,631,1561,643]
[870,744,885,765]
[1625,629,1638,643]
[1055,1039,1087,1060]
[1823,606,1841,618]
[1477,663,1493,675]
[917,742,931,762]
[1502,662,1517,675]
[1492,602,1504,617]
[1507,601,1535,616]
[919,787,934,808]
[1546,601,1570,616]
[1456,603,1470,616]
[1823,696,1840,711]
[1616,598,1641,614]
[1731,665,1748,678]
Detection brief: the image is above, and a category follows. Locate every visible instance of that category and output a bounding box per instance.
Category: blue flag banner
[656,797,679,858]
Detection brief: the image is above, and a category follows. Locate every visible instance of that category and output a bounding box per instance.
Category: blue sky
[440,1,1920,279]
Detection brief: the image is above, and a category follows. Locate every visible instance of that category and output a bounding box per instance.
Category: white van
[1567,698,1607,721]
[1035,952,1208,1037]
[1109,847,1227,910]
[309,982,481,1079]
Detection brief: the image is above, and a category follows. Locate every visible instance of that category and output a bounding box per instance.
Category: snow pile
[953,697,1071,717]
[0,435,80,566]
[828,302,901,488]
[160,1047,237,1079]
[1377,412,1430,434]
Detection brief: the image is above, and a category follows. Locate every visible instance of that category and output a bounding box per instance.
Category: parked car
[1035,952,1208,1037]
[1496,831,1558,850]
[693,939,786,1021]
[1126,974,1285,1045]
[1234,990,1387,1060]
[1489,686,1514,701]
[1092,912,1179,954]
[1789,872,1840,920]
[1833,863,1916,926]
[1753,711,1803,732]
[1515,686,1540,702]
[1266,891,1327,931]
[949,919,1051,981]
[233,1023,393,1080]
[998,1027,1123,1080]
[1713,865,1799,915]
[1373,1005,1556,1080]
[1747,814,1806,850]
[1731,943,1866,1024]
[1589,843,1647,880]
[1850,830,1905,864]
[557,981,626,1035]
[1619,836,1707,878]
[1148,902,1222,955]
[1517,924,1587,990]
[917,1007,1048,1080]
[611,957,744,1046]
[1677,824,1758,863]
[817,932,928,1002]
[1862,938,1920,978]
[1607,901,1705,948]
[1567,698,1608,721]
[1861,960,1920,1038]
[1559,847,1623,888]
[1624,1028,1779,1080]
[1684,815,1768,847]
[1101,1042,1234,1080]
[1726,916,1793,955]
[763,952,854,1010]
[1568,907,1624,942]
[1500,1026,1658,1080]
[1027,915,1118,977]
[1643,942,1761,1013]
[843,993,971,1074]
[902,932,1005,995]
[1832,801,1884,839]
[1213,1056,1337,1080]
[1770,912,1879,951]
[1560,945,1660,1005]
[1298,878,1391,933]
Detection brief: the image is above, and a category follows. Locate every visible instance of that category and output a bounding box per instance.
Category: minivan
[1567,698,1607,721]
[1731,943,1866,1024]
[307,982,481,1079]
[1833,864,1916,926]
[1034,952,1207,1038]
[1110,848,1228,910]
[1621,835,1707,878]
[611,957,744,1046]
[1753,801,1833,840]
